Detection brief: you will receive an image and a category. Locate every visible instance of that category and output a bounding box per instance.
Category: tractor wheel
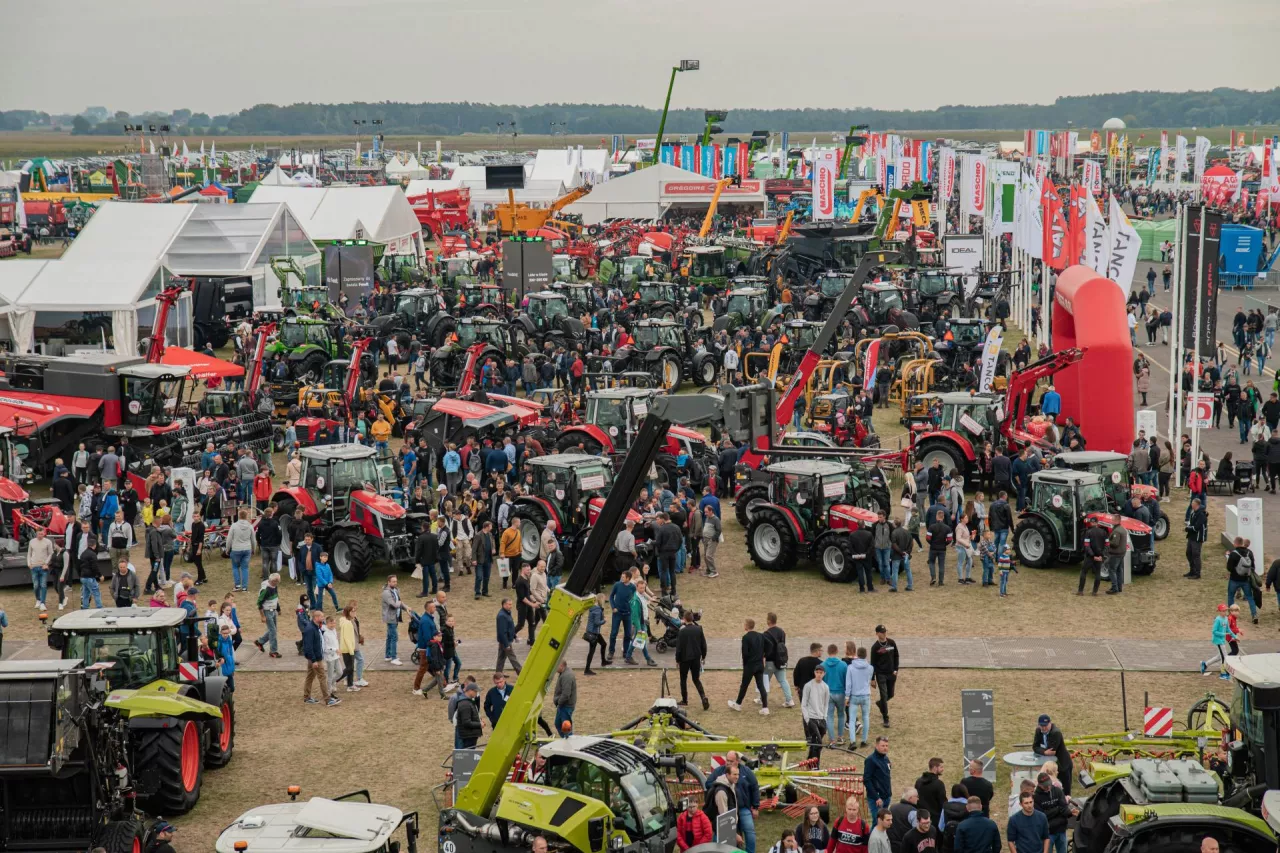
[915,440,964,478]
[134,720,203,815]
[1151,510,1170,541]
[203,683,235,768]
[99,818,142,853]
[734,484,769,528]
[430,317,457,349]
[655,353,684,391]
[1013,516,1056,569]
[855,487,890,517]
[511,505,548,564]
[746,509,798,573]
[209,324,231,349]
[420,223,435,241]
[328,528,373,583]
[556,433,603,455]
[654,455,679,492]
[298,352,327,384]
[693,355,718,387]
[1186,696,1231,732]
[274,497,299,550]
[816,533,854,583]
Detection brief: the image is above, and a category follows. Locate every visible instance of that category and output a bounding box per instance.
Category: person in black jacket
[414,526,440,597]
[925,518,952,586]
[870,626,899,727]
[455,682,484,747]
[849,522,876,593]
[729,619,769,714]
[255,505,283,582]
[914,758,947,829]
[675,610,709,710]
[1032,715,1072,795]
[987,491,1013,553]
[1079,518,1108,594]
[792,642,823,697]
[962,760,994,816]
[1031,772,1072,849]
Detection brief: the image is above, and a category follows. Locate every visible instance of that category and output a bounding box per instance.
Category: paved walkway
[6,634,1271,673]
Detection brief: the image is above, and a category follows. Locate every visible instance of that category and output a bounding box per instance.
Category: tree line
[6,87,1279,138]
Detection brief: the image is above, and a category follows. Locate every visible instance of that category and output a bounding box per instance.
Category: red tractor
[744,459,879,582]
[406,186,471,241]
[907,348,1086,479]
[554,388,718,492]
[269,444,418,582]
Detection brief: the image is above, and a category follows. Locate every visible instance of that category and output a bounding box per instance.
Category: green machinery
[440,390,760,853]
[680,244,728,292]
[265,315,353,382]
[1074,658,1280,853]
[46,608,234,816]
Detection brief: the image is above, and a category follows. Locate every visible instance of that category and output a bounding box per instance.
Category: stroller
[651,595,684,653]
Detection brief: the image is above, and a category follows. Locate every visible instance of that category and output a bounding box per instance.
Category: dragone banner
[944,233,984,298]
[812,149,838,221]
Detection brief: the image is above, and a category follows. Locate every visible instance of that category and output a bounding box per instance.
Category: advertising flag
[679,144,694,172]
[1193,136,1210,183]
[812,148,838,221]
[1067,185,1087,266]
[919,141,931,182]
[723,144,737,177]
[978,325,1004,392]
[1020,167,1044,260]
[1175,135,1188,177]
[738,142,749,178]
[877,151,888,190]
[885,164,895,194]
[700,144,713,177]
[1037,130,1049,156]
[962,154,987,217]
[862,338,881,388]
[1041,178,1068,270]
[1107,195,1142,297]
[1024,130,1033,156]
[660,145,675,166]
[1091,131,1101,153]
[897,156,915,188]
[1084,188,1108,274]
[1159,130,1169,179]
[939,148,956,201]
[911,200,931,227]
[1032,158,1049,189]
[1107,132,1119,158]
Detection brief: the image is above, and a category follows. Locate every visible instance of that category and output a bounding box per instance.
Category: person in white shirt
[451,510,474,576]
[801,664,830,761]
[322,616,342,705]
[71,443,89,485]
[723,347,740,383]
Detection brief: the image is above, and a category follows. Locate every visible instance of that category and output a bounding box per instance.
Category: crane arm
[698,177,737,239]
[145,285,188,364]
[343,338,374,411]
[549,184,592,215]
[455,392,735,818]
[775,210,795,245]
[245,322,276,398]
[851,188,882,223]
[456,343,488,396]
[1000,347,1086,444]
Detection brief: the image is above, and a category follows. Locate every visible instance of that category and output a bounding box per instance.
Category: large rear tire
[328,528,373,583]
[134,720,203,815]
[915,440,964,478]
[694,355,718,387]
[655,353,684,391]
[99,818,142,853]
[734,484,769,528]
[511,505,548,564]
[556,432,603,455]
[203,684,235,768]
[816,533,854,583]
[1013,516,1055,569]
[746,509,799,573]
[1152,510,1169,541]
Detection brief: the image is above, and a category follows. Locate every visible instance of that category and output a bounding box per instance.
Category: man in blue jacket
[496,598,521,674]
[300,610,326,704]
[863,736,893,822]
[952,797,1001,853]
[704,751,760,853]
[483,671,514,727]
[607,570,636,663]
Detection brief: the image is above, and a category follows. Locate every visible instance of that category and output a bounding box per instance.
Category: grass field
[2,126,1276,161]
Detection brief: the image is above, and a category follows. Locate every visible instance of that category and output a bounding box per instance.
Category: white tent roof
[164,202,317,276]
[247,185,420,244]
[12,257,166,311]
[0,260,48,313]
[386,154,428,178]
[564,163,749,225]
[404,178,461,197]
[260,166,296,186]
[60,202,191,264]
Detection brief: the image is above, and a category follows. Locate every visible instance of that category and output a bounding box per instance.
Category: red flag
[1041,178,1068,271]
[1067,184,1087,266]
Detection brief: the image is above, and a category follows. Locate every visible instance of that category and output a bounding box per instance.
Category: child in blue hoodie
[314,552,340,611]
[822,645,849,744]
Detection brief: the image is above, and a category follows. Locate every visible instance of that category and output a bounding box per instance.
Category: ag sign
[944,234,983,299]
[1185,392,1214,429]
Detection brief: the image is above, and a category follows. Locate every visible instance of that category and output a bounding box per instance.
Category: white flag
[210,141,217,162]
[961,154,986,216]
[939,147,956,201]
[1106,195,1141,296]
[1193,136,1210,182]
[149,139,156,156]
[1084,188,1108,274]
[1233,171,1244,202]
[181,140,190,165]
[1174,136,1188,177]
[978,325,1004,392]
[896,156,915,189]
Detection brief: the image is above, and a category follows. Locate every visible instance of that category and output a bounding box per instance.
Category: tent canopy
[562,163,766,225]
[159,346,244,379]
[260,166,296,186]
[247,185,419,244]
[164,202,316,276]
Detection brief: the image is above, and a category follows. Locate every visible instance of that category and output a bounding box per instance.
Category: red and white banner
[978,325,1003,392]
[662,180,762,196]
[1041,178,1068,270]
[1081,160,1103,195]
[812,149,838,221]
[1143,706,1174,737]
[862,338,881,388]
[877,151,888,191]
[1090,131,1101,153]
[962,154,986,216]
[896,156,915,189]
[939,147,956,201]
[1033,158,1049,189]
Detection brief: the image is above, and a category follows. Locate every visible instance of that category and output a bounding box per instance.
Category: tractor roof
[728,287,766,297]
[299,443,377,462]
[687,245,724,255]
[766,459,851,477]
[528,453,611,470]
[539,734,650,769]
[51,607,188,632]
[215,797,406,853]
[528,291,566,300]
[780,431,837,447]
[282,315,333,326]
[1056,450,1128,465]
[118,363,192,379]
[458,316,505,326]
[589,387,658,400]
[1224,653,1280,688]
[1030,469,1101,486]
[937,391,1002,406]
[635,318,680,328]
[397,287,442,297]
[863,281,901,291]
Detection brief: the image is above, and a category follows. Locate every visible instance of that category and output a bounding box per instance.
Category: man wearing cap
[1032,771,1074,853]
[147,821,178,853]
[1032,714,1072,795]
[455,681,484,748]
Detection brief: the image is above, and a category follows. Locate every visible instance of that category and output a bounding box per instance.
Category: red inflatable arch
[1049,265,1135,453]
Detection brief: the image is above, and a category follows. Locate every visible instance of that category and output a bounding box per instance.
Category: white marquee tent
[563,163,766,225]
[247,185,423,260]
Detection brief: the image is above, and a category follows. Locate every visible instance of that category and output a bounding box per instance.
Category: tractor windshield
[787,325,819,349]
[638,284,673,304]
[279,321,308,348]
[585,396,629,433]
[951,323,987,346]
[690,250,724,278]
[833,240,867,269]
[456,322,504,348]
[821,277,852,298]
[726,293,755,316]
[574,465,612,499]
[1079,482,1109,514]
[121,375,183,426]
[552,257,574,280]
[199,392,243,417]
[446,258,476,278]
[635,325,682,349]
[65,631,162,688]
[916,274,949,297]
[394,294,424,319]
[872,288,904,313]
[318,456,381,493]
[621,257,646,278]
[618,763,675,837]
[460,286,488,307]
[531,297,569,321]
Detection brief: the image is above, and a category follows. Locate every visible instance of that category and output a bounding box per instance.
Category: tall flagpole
[1168,202,1184,484]
[1189,205,1207,478]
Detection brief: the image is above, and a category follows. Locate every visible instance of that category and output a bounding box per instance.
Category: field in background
[3,126,1278,161]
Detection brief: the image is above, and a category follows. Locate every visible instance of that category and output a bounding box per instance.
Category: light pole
[653,59,699,163]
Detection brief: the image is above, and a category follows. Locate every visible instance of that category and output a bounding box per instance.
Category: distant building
[1102,117,1126,130]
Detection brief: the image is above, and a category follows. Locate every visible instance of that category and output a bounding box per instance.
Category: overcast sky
[12,0,1277,116]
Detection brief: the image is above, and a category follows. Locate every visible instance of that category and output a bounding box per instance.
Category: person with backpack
[1226,537,1258,623]
[760,613,793,708]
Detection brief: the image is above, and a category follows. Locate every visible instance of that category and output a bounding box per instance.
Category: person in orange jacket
[676,799,714,851]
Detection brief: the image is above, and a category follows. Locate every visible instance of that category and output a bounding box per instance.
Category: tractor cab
[300,445,386,516]
[525,292,572,334]
[765,459,856,532]
[714,286,770,333]
[861,282,906,319]
[46,608,189,690]
[913,271,952,301]
[552,254,578,282]
[582,388,657,453]
[215,790,420,853]
[456,282,505,314]
[455,317,509,349]
[832,236,873,269]
[1221,655,1280,794]
[933,392,1003,438]
[947,318,989,349]
[554,282,596,316]
[818,272,858,302]
[632,319,686,352]
[682,245,726,288]
[1054,451,1133,509]
[115,365,189,432]
[392,288,447,324]
[283,285,334,315]
[779,319,820,350]
[1023,470,1111,555]
[618,255,649,285]
[441,256,478,287]
[198,390,253,419]
[517,456,616,560]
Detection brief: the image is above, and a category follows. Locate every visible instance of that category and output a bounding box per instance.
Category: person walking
[26,527,54,612]
[552,660,577,735]
[845,647,875,747]
[863,736,893,822]
[1104,524,1126,595]
[701,505,722,578]
[925,514,952,586]
[495,597,522,674]
[455,682,484,748]
[381,576,407,665]
[484,671,514,728]
[729,619,770,715]
[1226,537,1258,623]
[870,626,898,728]
[1202,603,1234,679]
[627,579,657,666]
[829,796,870,853]
[705,752,761,853]
[608,570,636,664]
[582,593,608,675]
[962,759,994,816]
[110,559,139,608]
[473,520,495,599]
[675,609,709,709]
[760,613,794,708]
[1032,771,1073,853]
[256,505,282,581]
[1185,499,1208,579]
[227,508,256,591]
[821,644,849,743]
[301,610,329,705]
[801,664,829,762]
[887,789,920,853]
[254,573,282,658]
[868,810,893,853]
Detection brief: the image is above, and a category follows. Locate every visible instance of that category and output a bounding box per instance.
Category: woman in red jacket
[676,800,713,851]
[828,795,870,853]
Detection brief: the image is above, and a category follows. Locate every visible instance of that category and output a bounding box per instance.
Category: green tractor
[47,608,235,815]
[0,659,147,853]
[1074,653,1280,853]
[266,315,351,383]
[680,244,727,291]
[600,254,668,290]
[712,283,793,335]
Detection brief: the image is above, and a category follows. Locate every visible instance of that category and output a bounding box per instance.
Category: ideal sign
[812,149,838,221]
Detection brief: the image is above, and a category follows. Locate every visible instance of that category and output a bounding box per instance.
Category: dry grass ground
[181,668,1214,847]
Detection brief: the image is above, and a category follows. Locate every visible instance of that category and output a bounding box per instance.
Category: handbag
[411,565,423,580]
[498,557,511,578]
[583,631,601,644]
[631,630,648,651]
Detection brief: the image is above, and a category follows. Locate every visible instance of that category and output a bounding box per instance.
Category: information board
[961,689,996,781]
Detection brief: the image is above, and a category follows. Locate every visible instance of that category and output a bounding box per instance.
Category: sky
[11,0,1278,116]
